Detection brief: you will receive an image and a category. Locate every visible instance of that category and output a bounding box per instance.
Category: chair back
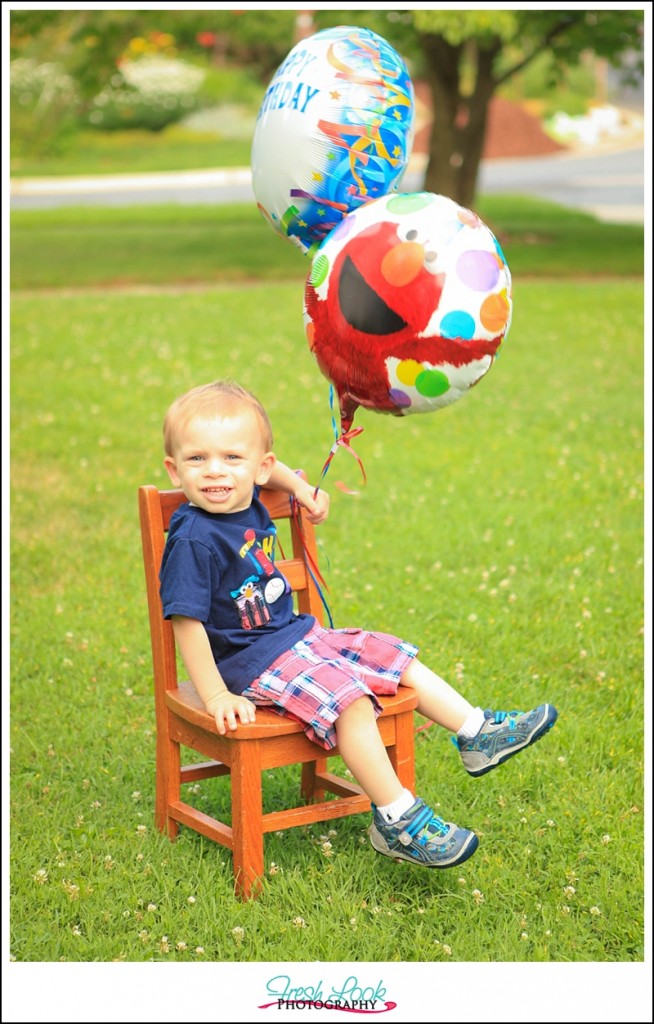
[138,481,325,698]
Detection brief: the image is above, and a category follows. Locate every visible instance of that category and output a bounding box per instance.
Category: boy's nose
[204,458,224,476]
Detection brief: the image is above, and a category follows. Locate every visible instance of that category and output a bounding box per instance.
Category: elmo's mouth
[338,256,407,336]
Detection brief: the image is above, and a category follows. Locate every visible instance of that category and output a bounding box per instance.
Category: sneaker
[455,703,558,777]
[369,797,479,868]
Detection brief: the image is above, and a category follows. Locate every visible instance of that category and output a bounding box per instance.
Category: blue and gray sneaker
[369,797,479,868]
[455,703,558,777]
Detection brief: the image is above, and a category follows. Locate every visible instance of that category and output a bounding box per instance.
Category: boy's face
[164,409,275,514]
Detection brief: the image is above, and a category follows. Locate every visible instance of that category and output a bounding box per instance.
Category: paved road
[10,142,645,224]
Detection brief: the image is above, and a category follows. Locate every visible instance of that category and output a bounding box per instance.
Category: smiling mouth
[338,255,407,335]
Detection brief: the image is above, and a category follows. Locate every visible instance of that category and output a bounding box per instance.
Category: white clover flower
[63,881,80,901]
[472,889,484,905]
[292,917,306,929]
[33,869,49,885]
[589,906,602,916]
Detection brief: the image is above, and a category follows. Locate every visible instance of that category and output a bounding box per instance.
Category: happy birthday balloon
[251,25,414,256]
[304,192,513,434]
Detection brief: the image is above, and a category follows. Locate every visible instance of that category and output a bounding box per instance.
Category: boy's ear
[255,451,276,485]
[163,456,181,487]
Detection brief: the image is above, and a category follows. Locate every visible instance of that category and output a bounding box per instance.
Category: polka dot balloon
[304,191,512,433]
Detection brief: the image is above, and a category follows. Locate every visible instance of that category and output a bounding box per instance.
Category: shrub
[86,55,205,132]
[10,57,81,157]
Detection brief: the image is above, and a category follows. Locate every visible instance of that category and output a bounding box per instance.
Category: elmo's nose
[381,241,425,287]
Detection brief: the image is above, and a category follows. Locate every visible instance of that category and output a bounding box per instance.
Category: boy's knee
[337,695,376,725]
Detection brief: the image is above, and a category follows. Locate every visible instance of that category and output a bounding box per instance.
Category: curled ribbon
[316,425,368,495]
[315,385,368,495]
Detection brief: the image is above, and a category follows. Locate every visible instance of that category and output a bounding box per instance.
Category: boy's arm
[171,615,256,734]
[267,461,330,524]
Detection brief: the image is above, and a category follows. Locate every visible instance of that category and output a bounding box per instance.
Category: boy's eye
[188,455,204,462]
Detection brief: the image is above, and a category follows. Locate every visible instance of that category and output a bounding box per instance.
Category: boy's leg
[334,696,405,807]
[334,696,478,869]
[400,658,478,731]
[400,658,558,777]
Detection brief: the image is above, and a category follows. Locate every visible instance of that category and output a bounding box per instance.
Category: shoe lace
[491,709,522,729]
[412,806,449,840]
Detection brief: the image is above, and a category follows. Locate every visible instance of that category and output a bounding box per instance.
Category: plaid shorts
[241,623,418,750]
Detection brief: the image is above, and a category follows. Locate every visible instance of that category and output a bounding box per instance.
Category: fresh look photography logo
[259,974,396,1013]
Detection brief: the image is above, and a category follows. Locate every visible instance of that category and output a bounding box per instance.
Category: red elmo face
[305,217,500,431]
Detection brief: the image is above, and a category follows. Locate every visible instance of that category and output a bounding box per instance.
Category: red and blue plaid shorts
[241,623,418,750]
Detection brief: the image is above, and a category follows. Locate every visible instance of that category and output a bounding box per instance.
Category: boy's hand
[205,691,256,734]
[295,481,330,524]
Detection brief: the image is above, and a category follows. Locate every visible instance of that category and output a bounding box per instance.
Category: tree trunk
[419,34,500,209]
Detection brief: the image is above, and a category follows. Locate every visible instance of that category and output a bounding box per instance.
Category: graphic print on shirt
[231,527,288,629]
[232,576,271,629]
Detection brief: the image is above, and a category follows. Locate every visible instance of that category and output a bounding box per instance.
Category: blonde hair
[163,380,273,456]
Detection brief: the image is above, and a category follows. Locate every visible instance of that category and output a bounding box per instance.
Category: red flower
[196,31,217,48]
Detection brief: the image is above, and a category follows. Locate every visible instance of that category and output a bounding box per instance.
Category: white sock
[457,706,486,740]
[377,788,416,824]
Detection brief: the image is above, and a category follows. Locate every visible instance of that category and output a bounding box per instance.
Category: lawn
[10,196,645,289]
[7,193,647,1019]
[9,275,644,918]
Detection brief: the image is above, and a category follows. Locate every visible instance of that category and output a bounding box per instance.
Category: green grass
[10,196,645,290]
[10,270,645,971]
[10,126,253,178]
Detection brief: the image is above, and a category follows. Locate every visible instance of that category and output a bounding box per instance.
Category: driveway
[10,142,645,224]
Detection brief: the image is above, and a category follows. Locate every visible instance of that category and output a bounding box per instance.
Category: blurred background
[8,7,646,217]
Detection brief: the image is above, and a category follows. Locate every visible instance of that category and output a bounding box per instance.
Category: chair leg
[230,742,265,900]
[155,728,180,840]
[389,710,416,795]
[300,756,329,803]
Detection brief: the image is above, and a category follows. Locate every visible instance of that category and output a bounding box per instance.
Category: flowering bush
[10,58,81,156]
[86,56,206,132]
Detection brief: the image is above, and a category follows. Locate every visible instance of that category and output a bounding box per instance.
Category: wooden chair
[138,478,417,899]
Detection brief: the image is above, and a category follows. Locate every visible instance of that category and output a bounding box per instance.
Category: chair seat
[166,679,419,741]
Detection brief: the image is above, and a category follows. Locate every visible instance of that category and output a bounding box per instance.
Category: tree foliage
[312,8,644,206]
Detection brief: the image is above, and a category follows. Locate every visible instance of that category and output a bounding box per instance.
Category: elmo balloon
[304,192,513,434]
[251,25,414,255]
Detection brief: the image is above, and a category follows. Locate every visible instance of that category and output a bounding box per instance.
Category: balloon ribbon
[315,385,368,495]
[289,496,334,629]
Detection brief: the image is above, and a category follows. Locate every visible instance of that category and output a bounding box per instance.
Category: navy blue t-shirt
[159,491,315,693]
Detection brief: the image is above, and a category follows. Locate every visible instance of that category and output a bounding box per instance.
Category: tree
[313,9,644,207]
